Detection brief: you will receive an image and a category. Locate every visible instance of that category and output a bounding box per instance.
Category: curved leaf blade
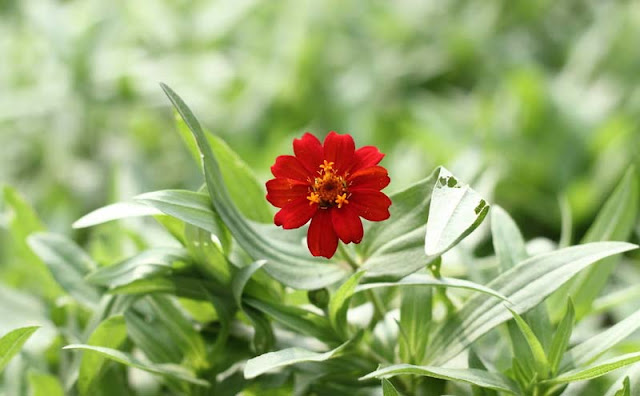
[73,202,161,229]
[548,352,640,385]
[0,326,39,372]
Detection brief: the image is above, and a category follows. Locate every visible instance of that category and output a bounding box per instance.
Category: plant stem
[338,242,359,271]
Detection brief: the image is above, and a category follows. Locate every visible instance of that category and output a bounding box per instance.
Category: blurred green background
[1,0,639,241]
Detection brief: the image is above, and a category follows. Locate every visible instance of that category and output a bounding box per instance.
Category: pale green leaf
[506,307,550,379]
[424,167,490,260]
[63,345,209,387]
[360,364,517,394]
[561,306,640,371]
[244,339,351,379]
[491,205,527,272]
[0,326,39,372]
[72,202,161,229]
[27,233,100,307]
[356,273,509,302]
[85,248,190,288]
[232,260,267,307]
[428,242,637,365]
[399,286,432,364]
[548,352,640,384]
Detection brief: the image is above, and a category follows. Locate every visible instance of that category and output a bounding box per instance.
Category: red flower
[266,131,391,258]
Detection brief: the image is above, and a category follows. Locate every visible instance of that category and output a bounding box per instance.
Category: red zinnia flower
[266,131,391,258]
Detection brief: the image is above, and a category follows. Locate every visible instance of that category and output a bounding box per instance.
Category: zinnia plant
[266,131,391,258]
[2,84,640,396]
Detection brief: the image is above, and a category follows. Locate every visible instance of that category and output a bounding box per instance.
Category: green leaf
[382,379,401,396]
[547,352,640,384]
[27,233,101,307]
[360,364,517,394]
[356,273,509,302]
[361,170,439,278]
[232,260,267,307]
[561,306,640,371]
[554,167,638,319]
[328,271,365,339]
[72,202,162,228]
[27,371,65,396]
[184,223,233,285]
[134,190,225,237]
[399,286,432,365]
[85,248,190,288]
[424,167,490,260]
[506,307,550,379]
[244,297,338,343]
[63,345,209,387]
[549,299,575,375]
[161,83,349,290]
[612,376,631,396]
[109,276,221,300]
[244,339,352,379]
[491,205,527,272]
[0,326,39,372]
[78,315,128,396]
[427,242,636,365]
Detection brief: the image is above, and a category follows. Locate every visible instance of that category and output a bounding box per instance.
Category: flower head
[266,131,391,258]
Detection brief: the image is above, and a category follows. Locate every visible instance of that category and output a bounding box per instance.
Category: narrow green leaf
[160,83,349,290]
[424,167,490,260]
[558,195,573,248]
[561,306,640,371]
[612,377,631,396]
[547,352,640,384]
[28,372,64,396]
[78,316,128,396]
[134,190,224,236]
[360,364,517,394]
[72,202,162,229]
[232,260,267,307]
[382,379,401,396]
[63,345,209,387]
[356,273,509,302]
[85,248,189,287]
[184,223,232,285]
[554,167,638,319]
[328,271,366,339]
[549,299,575,375]
[244,339,352,379]
[428,242,636,365]
[244,297,337,343]
[506,307,550,379]
[109,276,222,300]
[491,205,527,272]
[399,286,432,365]
[27,233,100,307]
[0,326,39,372]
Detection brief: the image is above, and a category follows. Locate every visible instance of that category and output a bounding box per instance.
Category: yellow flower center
[307,160,350,208]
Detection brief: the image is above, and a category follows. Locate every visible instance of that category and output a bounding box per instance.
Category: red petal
[274,196,318,229]
[266,178,309,208]
[307,209,339,258]
[323,131,355,175]
[349,190,392,221]
[349,146,385,174]
[293,133,324,175]
[348,166,390,191]
[331,205,363,244]
[271,155,313,182]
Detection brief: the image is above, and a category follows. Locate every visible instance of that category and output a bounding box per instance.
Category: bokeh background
[1,0,640,258]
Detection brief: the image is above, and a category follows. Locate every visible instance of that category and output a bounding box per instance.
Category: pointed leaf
[244,339,352,379]
[506,307,550,379]
[328,271,366,339]
[399,286,432,364]
[232,260,267,307]
[549,299,575,375]
[491,205,527,272]
[361,364,517,394]
[28,372,64,396]
[547,352,640,384]
[0,326,39,372]
[382,379,401,396]
[63,345,209,386]
[73,202,161,228]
